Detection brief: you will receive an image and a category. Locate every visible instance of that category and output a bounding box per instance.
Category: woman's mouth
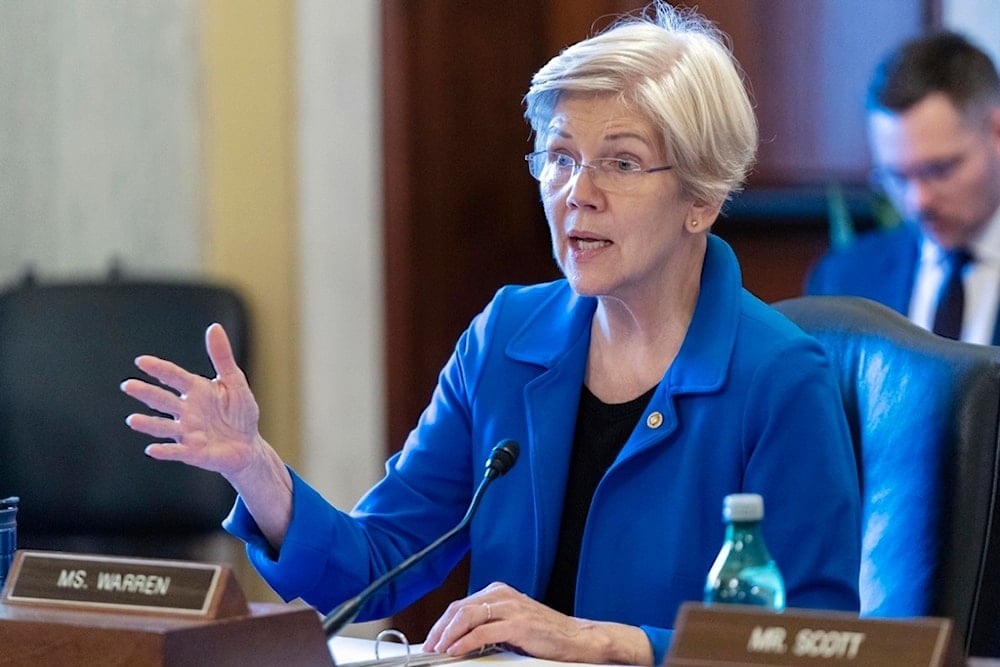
[570,236,612,251]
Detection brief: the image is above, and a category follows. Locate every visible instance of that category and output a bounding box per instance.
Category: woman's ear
[686,198,724,233]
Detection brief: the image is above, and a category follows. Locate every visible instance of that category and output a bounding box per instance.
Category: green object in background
[826,182,856,250]
[871,190,902,230]
[825,182,903,250]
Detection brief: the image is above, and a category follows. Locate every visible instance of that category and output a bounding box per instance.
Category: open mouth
[571,236,612,251]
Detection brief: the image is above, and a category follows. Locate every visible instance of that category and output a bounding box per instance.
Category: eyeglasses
[871,154,965,195]
[525,151,674,194]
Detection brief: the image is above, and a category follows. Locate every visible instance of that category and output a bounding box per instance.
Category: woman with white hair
[123,3,860,664]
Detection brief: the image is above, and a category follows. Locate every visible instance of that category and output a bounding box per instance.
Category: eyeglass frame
[870,153,967,195]
[525,150,674,193]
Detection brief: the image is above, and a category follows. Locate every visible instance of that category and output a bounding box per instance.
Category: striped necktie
[931,247,973,340]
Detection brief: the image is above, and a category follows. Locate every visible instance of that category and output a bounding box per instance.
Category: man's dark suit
[806,223,920,315]
[805,222,1000,344]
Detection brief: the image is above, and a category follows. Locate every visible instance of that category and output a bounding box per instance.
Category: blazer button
[646,411,663,429]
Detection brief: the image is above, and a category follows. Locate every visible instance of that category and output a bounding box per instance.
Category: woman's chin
[565,273,611,297]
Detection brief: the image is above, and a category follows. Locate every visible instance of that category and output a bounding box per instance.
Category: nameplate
[1,550,245,618]
[666,602,963,667]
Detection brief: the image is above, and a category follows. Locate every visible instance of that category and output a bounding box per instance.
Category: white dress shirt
[909,208,1000,345]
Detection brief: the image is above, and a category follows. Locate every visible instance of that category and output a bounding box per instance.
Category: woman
[122,3,860,665]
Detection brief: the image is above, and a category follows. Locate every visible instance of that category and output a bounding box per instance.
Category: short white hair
[524,2,757,204]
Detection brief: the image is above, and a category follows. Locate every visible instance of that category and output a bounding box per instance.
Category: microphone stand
[322,440,519,637]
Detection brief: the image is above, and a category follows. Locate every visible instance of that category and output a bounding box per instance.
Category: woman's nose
[565,165,603,209]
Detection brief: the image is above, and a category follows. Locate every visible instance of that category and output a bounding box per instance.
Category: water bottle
[0,496,18,590]
[704,493,785,610]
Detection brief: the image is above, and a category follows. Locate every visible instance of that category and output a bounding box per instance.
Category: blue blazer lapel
[504,286,595,596]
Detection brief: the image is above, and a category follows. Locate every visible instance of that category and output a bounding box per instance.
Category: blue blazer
[807,224,1000,344]
[227,235,861,663]
[806,224,920,314]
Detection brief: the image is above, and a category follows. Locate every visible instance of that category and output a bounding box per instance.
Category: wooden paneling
[382,1,558,638]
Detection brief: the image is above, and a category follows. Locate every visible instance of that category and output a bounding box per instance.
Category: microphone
[322,439,520,637]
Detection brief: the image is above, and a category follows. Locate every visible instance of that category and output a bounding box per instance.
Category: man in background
[806,32,1000,344]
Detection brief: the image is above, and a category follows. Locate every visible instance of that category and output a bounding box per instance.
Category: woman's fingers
[124,412,181,440]
[143,441,193,462]
[120,378,184,418]
[132,354,199,396]
[425,582,510,654]
[205,322,244,382]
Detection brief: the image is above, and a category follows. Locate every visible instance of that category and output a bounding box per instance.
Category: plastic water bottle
[704,493,785,610]
[0,496,18,590]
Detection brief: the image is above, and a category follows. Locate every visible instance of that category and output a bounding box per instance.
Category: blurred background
[1,0,997,637]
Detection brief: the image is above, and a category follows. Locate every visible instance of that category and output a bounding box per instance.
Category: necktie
[931,248,973,340]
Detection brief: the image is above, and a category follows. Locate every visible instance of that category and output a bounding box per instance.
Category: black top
[543,383,657,615]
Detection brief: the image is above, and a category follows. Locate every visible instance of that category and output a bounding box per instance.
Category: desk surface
[331,636,1000,667]
[329,636,619,667]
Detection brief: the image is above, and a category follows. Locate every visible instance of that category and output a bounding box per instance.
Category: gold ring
[483,601,492,622]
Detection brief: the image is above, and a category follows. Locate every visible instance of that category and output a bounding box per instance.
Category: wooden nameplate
[0,550,334,666]
[2,550,248,618]
[666,602,963,667]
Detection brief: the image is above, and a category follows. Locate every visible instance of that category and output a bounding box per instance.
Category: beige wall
[200,0,298,603]
[196,2,385,618]
[201,0,301,471]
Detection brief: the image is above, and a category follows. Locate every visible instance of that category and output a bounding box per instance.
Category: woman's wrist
[574,620,654,666]
[225,437,294,549]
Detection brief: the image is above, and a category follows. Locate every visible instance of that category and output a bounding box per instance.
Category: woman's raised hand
[121,323,293,547]
[121,323,260,476]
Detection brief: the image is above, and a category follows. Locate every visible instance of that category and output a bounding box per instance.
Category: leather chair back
[0,278,249,560]
[773,295,1000,657]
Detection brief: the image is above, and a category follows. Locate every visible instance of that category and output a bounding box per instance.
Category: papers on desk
[328,636,636,667]
[331,636,504,667]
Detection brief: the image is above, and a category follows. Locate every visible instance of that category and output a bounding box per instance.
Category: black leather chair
[773,295,1000,658]
[0,277,250,562]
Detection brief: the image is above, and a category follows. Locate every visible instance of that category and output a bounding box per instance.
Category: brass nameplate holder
[2,550,242,617]
[667,602,963,667]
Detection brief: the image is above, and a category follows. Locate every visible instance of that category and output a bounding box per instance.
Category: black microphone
[322,439,520,637]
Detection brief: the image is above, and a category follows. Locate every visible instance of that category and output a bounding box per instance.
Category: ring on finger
[482,601,492,622]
